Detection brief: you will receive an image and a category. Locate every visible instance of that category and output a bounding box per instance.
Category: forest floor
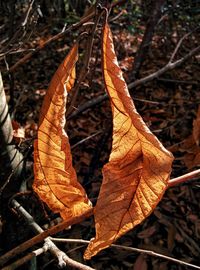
[0,3,200,270]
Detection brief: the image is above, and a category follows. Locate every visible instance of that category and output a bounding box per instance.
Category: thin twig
[50,237,200,270]
[0,169,199,267]
[67,43,200,120]
[109,9,126,22]
[128,44,200,89]
[0,207,93,267]
[21,0,35,27]
[66,6,105,117]
[67,94,108,120]
[2,247,46,270]
[6,12,94,70]
[0,0,36,58]
[168,169,200,187]
[9,199,94,270]
[67,93,160,120]
[5,1,123,70]
[157,77,198,85]
[71,131,102,149]
[111,244,200,269]
[170,33,190,63]
[169,26,199,63]
[7,200,200,270]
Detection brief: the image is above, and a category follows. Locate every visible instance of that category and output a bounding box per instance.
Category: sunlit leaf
[33,44,92,221]
[84,24,173,259]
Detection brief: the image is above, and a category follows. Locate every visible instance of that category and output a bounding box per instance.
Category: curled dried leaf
[84,24,173,259]
[33,44,92,221]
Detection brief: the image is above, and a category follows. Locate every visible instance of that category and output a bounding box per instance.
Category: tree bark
[0,72,23,196]
[132,0,166,79]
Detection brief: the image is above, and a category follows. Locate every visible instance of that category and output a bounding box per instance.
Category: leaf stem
[168,169,200,187]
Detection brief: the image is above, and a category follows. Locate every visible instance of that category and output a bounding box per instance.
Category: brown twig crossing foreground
[168,168,200,187]
[0,207,93,268]
[0,169,199,268]
[1,200,94,270]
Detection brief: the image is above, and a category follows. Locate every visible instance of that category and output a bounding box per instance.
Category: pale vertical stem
[0,72,23,192]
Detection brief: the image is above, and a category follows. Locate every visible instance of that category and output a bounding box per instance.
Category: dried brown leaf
[33,44,92,220]
[179,105,200,169]
[12,120,25,143]
[84,24,173,259]
[193,105,200,146]
[134,254,148,270]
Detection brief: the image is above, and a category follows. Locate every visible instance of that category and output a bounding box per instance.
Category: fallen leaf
[156,261,169,270]
[193,105,200,146]
[137,224,158,239]
[33,44,92,221]
[134,254,148,270]
[84,23,173,259]
[12,120,25,143]
[184,150,200,169]
[167,224,176,252]
[178,107,200,169]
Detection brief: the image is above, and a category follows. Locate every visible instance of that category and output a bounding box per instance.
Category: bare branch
[4,197,200,269]
[50,237,200,270]
[21,0,35,27]
[0,0,36,58]
[2,247,45,270]
[8,200,94,270]
[0,207,93,267]
[67,93,108,120]
[128,44,200,89]
[66,6,106,117]
[71,131,102,149]
[67,43,200,120]
[0,167,199,267]
[2,1,125,70]
[169,26,199,63]
[3,12,94,70]
[168,169,200,187]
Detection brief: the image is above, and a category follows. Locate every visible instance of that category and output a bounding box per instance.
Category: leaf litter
[0,4,200,269]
